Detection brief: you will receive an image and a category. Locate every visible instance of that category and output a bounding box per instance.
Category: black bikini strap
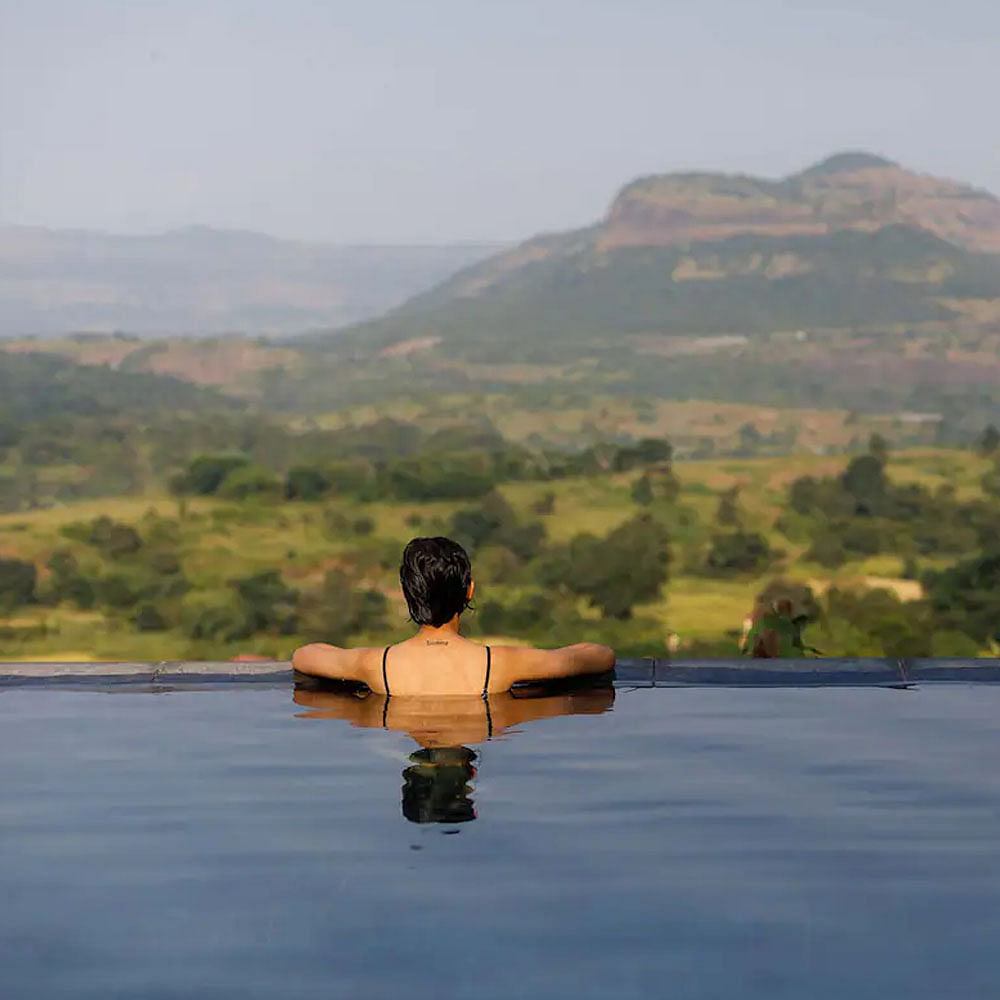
[381,646,391,696]
[482,645,491,700]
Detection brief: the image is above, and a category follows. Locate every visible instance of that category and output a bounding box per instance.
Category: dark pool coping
[2,658,1000,689]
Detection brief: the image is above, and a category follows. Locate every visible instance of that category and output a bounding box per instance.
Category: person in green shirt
[741,598,818,657]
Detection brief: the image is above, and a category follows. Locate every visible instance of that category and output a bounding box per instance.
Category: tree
[232,570,300,635]
[45,548,95,609]
[715,485,742,527]
[383,453,496,501]
[87,517,143,558]
[0,559,37,612]
[134,603,168,631]
[926,553,1000,646]
[181,592,252,642]
[480,592,555,636]
[977,424,1000,457]
[735,423,763,456]
[705,531,773,575]
[218,464,281,500]
[284,464,333,501]
[807,532,848,568]
[822,586,934,658]
[557,514,671,619]
[840,454,887,516]
[531,491,556,515]
[96,573,139,609]
[982,458,1000,499]
[449,490,545,560]
[868,432,890,466]
[300,569,388,642]
[171,454,251,496]
[631,475,654,506]
[612,437,673,472]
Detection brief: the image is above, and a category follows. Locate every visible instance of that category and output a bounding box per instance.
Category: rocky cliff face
[601,153,1000,253]
[394,153,1000,319]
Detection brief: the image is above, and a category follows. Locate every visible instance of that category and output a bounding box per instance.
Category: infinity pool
[2,683,998,999]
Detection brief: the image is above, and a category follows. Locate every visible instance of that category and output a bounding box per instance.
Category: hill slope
[321,153,1000,355]
[0,351,237,421]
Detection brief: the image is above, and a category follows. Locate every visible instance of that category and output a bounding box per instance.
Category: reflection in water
[293,682,614,825]
[402,746,478,824]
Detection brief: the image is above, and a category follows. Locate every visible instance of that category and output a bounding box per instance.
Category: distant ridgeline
[315,152,1000,354]
[5,152,1000,434]
[0,226,502,337]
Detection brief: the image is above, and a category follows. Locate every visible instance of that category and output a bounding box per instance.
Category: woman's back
[378,635,491,697]
[291,536,615,694]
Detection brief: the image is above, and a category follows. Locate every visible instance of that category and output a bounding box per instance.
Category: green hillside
[313,151,1000,355]
[0,351,238,421]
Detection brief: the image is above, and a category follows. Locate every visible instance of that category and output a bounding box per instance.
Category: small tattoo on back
[426,640,449,646]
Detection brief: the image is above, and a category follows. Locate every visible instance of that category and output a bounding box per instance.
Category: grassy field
[305,392,942,456]
[0,447,993,662]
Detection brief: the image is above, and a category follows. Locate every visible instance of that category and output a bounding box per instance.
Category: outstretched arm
[291,643,372,684]
[496,642,616,688]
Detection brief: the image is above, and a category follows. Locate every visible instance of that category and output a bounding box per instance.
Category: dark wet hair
[401,747,477,824]
[399,536,473,627]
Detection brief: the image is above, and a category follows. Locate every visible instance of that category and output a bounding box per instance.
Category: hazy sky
[1,0,997,243]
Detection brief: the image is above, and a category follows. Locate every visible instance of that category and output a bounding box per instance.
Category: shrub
[977,424,999,457]
[171,454,251,496]
[44,548,96,609]
[299,569,388,642]
[0,559,37,612]
[631,475,654,506]
[231,570,299,635]
[382,452,497,501]
[181,592,252,641]
[531,491,556,515]
[806,533,848,568]
[479,593,555,636]
[285,464,333,501]
[217,465,281,500]
[449,490,546,560]
[840,454,888,516]
[705,531,773,575]
[97,573,140,609]
[926,552,1000,645]
[134,603,168,631]
[547,514,671,620]
[61,517,143,558]
[714,486,742,527]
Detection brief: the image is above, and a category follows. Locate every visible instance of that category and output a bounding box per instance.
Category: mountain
[320,153,1000,357]
[0,226,503,337]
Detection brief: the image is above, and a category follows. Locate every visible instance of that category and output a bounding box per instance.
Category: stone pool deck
[1,658,999,688]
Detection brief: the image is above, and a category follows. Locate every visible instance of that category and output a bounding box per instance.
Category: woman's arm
[291,643,373,684]
[494,642,616,688]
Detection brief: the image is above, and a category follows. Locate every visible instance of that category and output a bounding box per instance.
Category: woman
[292,536,615,695]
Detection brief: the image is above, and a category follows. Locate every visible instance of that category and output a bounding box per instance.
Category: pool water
[2,684,998,999]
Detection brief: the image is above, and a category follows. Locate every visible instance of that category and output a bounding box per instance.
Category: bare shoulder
[291,643,382,683]
[490,642,615,687]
